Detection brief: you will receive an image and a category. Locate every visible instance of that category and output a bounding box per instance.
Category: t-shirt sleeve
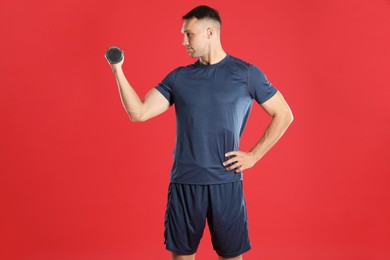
[248,65,278,104]
[155,69,177,106]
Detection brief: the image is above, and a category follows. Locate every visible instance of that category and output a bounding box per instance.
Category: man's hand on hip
[223,151,257,173]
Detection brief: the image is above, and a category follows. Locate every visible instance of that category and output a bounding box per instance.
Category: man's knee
[218,254,242,260]
[171,253,196,260]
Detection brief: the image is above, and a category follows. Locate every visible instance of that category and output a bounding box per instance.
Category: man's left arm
[223,91,294,173]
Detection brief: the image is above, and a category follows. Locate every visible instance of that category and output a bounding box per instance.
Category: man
[107,5,293,260]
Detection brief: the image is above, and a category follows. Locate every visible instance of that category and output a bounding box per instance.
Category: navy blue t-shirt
[155,54,277,184]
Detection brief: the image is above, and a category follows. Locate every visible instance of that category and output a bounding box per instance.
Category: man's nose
[182,36,188,46]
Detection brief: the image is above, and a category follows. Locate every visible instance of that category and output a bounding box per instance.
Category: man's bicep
[141,88,171,120]
[260,91,292,117]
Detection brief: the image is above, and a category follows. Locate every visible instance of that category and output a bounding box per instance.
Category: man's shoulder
[163,65,189,78]
[168,63,195,74]
[226,55,254,70]
[167,55,256,74]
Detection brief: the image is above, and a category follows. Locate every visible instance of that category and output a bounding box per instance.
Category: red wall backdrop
[1,0,389,259]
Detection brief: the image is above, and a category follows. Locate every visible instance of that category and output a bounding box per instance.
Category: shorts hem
[216,245,251,258]
[166,247,197,256]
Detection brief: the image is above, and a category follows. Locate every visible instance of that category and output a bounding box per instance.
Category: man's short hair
[182,5,222,25]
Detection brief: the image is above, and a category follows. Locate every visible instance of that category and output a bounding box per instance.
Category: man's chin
[188,51,198,58]
[187,51,198,58]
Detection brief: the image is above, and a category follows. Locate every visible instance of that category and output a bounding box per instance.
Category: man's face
[181,18,209,58]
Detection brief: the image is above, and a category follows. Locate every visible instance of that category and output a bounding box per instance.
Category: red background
[1,0,389,259]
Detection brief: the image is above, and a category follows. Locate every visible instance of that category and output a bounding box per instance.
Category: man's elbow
[286,110,294,125]
[128,112,147,123]
[278,108,294,127]
[130,117,144,122]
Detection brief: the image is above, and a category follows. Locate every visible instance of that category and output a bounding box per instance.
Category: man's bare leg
[218,255,242,260]
[171,253,195,260]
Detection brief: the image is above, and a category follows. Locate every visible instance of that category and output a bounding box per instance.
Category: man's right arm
[110,59,170,122]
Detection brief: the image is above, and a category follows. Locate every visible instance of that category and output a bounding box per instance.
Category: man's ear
[207,27,214,38]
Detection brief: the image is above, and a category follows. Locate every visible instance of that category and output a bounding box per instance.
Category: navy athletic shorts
[164,181,251,258]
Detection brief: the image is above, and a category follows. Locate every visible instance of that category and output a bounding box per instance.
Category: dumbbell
[105,46,124,64]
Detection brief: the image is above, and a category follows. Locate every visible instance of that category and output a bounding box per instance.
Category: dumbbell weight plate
[105,46,124,64]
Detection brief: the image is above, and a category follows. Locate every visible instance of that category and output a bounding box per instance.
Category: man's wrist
[248,150,261,162]
[112,66,124,78]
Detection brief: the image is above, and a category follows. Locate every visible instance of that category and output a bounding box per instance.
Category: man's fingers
[233,162,245,173]
[223,157,239,167]
[225,160,242,171]
[225,151,240,157]
[224,150,249,173]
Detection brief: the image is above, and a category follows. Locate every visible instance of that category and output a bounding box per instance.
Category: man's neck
[199,48,227,65]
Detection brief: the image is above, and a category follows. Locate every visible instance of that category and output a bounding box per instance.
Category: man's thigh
[164,183,208,255]
[207,181,251,258]
[164,181,251,258]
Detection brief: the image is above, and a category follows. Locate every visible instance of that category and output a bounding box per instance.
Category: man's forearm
[112,67,143,121]
[249,112,293,162]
